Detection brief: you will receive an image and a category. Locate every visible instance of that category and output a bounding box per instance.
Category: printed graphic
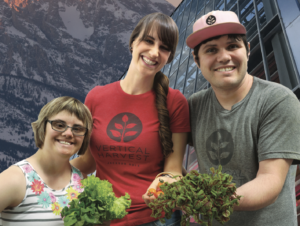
[107,113,143,142]
[21,162,82,216]
[204,168,248,187]
[206,15,216,25]
[206,129,234,165]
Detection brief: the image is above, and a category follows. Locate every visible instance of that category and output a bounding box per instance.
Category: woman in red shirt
[72,12,190,226]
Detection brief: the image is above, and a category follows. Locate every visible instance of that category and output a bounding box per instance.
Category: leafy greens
[61,175,131,226]
[149,165,241,226]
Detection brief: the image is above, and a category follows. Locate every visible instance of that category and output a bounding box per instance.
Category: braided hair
[129,13,179,157]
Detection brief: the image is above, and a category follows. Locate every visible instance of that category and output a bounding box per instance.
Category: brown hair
[129,12,178,63]
[31,96,93,155]
[129,13,179,157]
[193,34,249,66]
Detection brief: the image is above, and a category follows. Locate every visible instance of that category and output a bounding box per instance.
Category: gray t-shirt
[188,76,300,226]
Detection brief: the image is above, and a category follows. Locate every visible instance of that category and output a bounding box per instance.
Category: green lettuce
[61,175,131,226]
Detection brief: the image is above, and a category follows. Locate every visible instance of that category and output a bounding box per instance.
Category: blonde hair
[31,96,93,155]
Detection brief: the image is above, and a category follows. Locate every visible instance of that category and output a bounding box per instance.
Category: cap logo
[206,15,216,25]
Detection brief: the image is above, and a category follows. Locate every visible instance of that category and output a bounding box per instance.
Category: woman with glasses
[71,13,190,226]
[0,96,103,226]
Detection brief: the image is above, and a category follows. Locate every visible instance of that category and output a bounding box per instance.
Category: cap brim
[186,22,246,49]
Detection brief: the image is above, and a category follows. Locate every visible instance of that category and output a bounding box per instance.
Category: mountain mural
[0,0,174,172]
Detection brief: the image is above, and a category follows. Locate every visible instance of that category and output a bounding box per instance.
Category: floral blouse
[0,159,84,226]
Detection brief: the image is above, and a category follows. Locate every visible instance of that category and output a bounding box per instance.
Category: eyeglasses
[47,120,87,136]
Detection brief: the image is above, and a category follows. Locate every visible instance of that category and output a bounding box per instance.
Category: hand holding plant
[149,165,241,226]
[142,175,178,206]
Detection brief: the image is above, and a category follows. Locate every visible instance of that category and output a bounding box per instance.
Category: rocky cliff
[0,0,174,172]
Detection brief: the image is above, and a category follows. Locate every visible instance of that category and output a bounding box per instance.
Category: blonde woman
[0,96,97,226]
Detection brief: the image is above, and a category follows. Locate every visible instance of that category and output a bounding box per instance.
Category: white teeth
[59,141,71,145]
[142,56,156,65]
[217,67,234,72]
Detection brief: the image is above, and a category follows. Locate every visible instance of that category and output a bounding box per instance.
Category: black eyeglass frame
[47,120,88,136]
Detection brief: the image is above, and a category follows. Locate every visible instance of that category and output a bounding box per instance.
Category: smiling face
[43,110,85,158]
[130,27,171,78]
[195,35,250,91]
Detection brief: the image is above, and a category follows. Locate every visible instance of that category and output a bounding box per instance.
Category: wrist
[155,172,182,180]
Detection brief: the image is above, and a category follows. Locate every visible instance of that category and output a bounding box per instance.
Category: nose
[149,45,159,58]
[62,127,73,137]
[217,48,231,63]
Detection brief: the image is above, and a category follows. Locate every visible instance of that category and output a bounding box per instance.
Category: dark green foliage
[149,166,241,226]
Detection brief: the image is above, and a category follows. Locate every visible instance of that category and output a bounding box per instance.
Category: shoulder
[86,81,119,99]
[1,164,25,183]
[254,77,297,101]
[85,81,119,109]
[168,87,184,100]
[252,78,300,127]
[0,165,26,209]
[188,88,212,107]
[167,88,190,131]
[167,88,188,107]
[253,78,299,111]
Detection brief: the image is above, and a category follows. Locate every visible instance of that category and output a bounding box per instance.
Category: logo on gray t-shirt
[206,129,234,165]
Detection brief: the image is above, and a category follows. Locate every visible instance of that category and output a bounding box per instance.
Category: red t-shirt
[85,81,190,226]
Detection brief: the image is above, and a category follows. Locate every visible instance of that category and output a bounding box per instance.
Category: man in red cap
[187,10,300,225]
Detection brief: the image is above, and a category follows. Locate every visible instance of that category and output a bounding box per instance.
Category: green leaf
[63,214,78,226]
[61,175,131,226]
[148,167,239,226]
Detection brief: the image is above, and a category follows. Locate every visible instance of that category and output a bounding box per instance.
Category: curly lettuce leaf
[61,175,131,226]
[108,193,131,219]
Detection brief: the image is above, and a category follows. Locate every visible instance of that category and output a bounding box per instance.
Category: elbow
[84,161,96,175]
[270,194,279,205]
[254,194,280,211]
[71,156,96,175]
[235,193,280,212]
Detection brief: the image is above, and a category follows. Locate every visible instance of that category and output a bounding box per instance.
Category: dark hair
[129,13,179,157]
[193,34,249,65]
[129,12,178,64]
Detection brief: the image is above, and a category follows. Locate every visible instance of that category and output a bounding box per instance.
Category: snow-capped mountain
[0,0,174,172]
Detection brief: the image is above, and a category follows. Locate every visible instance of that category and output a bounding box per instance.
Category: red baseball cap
[186,10,246,49]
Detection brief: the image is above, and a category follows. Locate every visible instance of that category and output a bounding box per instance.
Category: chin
[57,150,77,157]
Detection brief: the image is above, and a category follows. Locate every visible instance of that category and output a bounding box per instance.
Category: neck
[29,149,71,176]
[213,74,253,110]
[120,63,155,95]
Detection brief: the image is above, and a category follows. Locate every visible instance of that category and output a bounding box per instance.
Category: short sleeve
[258,88,300,164]
[167,89,190,133]
[84,86,101,115]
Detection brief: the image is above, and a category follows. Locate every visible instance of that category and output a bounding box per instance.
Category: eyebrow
[53,119,84,127]
[226,39,239,44]
[145,35,155,40]
[202,39,239,50]
[202,44,217,51]
[73,124,85,127]
[145,35,170,49]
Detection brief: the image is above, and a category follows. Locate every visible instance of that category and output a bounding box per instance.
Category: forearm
[163,165,183,177]
[70,155,96,175]
[234,173,283,211]
[163,132,188,177]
